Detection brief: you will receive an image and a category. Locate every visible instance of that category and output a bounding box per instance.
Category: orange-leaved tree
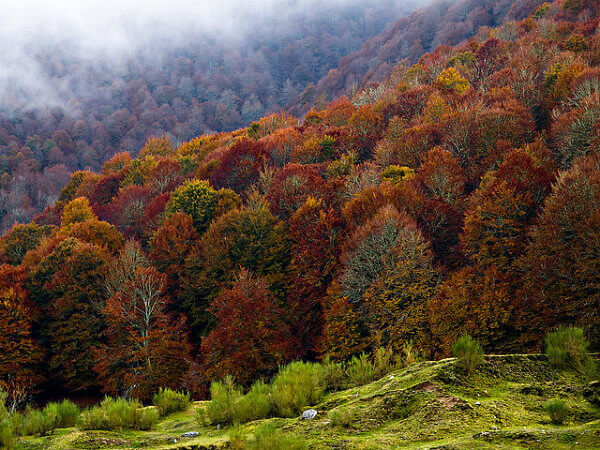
[95,242,191,400]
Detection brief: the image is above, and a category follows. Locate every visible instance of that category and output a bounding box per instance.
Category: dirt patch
[411,381,467,409]
[72,432,132,449]
[412,381,440,393]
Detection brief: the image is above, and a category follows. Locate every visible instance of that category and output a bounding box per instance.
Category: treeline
[0,0,416,232]
[0,0,599,406]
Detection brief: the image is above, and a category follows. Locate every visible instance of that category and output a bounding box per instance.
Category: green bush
[328,408,353,428]
[42,400,80,428]
[77,397,158,431]
[545,398,569,424]
[245,423,308,450]
[152,388,191,417]
[545,327,596,377]
[236,381,273,423]
[401,340,421,366]
[0,419,15,449]
[321,357,346,391]
[452,334,484,376]
[204,377,275,426]
[228,425,247,450]
[204,376,244,425]
[345,353,375,387]
[373,347,400,378]
[77,404,109,430]
[0,391,7,419]
[20,408,54,436]
[271,361,326,417]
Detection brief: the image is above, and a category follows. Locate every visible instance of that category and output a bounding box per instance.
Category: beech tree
[339,205,418,305]
[319,284,368,361]
[0,223,55,266]
[287,197,343,358]
[427,265,517,356]
[362,233,438,352]
[182,196,291,341]
[165,179,218,233]
[266,164,330,220]
[0,265,44,398]
[150,212,199,300]
[96,243,191,400]
[45,240,111,392]
[201,270,294,386]
[521,153,600,347]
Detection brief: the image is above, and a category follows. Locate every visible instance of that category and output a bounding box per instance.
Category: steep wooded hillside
[287,0,548,113]
[0,0,418,231]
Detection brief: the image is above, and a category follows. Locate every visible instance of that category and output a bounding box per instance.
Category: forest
[0,0,417,232]
[0,0,599,415]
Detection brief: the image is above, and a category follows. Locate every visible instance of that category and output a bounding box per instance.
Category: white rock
[302,409,318,420]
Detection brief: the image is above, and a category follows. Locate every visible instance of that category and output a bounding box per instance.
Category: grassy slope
[17,355,600,449]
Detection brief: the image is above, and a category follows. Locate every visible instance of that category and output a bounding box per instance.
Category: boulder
[181,431,200,438]
[302,409,318,420]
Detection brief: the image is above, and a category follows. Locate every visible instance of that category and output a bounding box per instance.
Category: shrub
[77,397,158,431]
[236,381,273,423]
[545,398,569,424]
[246,423,308,450]
[0,419,15,449]
[321,357,346,392]
[204,377,275,426]
[452,334,484,376]
[545,327,596,376]
[152,388,191,417]
[345,353,375,387]
[271,361,327,417]
[402,340,421,366]
[373,347,400,379]
[228,425,247,450]
[328,408,353,428]
[342,349,401,389]
[42,400,80,428]
[204,376,244,425]
[20,409,54,436]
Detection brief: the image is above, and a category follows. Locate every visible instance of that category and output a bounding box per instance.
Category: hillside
[287,0,548,113]
[1,0,600,435]
[0,0,419,231]
[15,354,600,449]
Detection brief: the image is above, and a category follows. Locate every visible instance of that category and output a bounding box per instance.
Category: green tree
[166,179,218,233]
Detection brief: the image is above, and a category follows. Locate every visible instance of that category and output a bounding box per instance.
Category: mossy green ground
[16,355,600,449]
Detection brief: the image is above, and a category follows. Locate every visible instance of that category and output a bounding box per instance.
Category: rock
[302,409,318,420]
[181,431,200,438]
[474,401,481,406]
[491,426,498,431]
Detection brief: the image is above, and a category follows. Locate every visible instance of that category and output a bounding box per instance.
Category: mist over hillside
[0,0,424,231]
[0,0,424,112]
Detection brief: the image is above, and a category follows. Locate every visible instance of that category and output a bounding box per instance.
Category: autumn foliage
[2,0,600,401]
